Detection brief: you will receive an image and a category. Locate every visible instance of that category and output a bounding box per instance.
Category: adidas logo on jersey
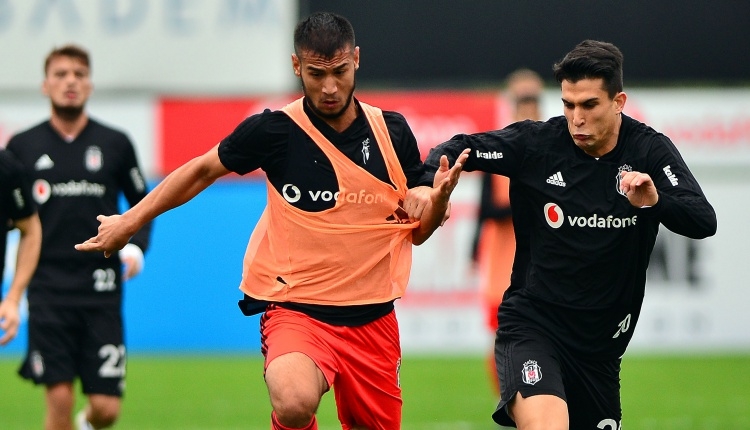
[35,154,54,170]
[546,171,566,187]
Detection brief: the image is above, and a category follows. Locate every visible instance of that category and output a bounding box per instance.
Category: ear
[291,54,301,77]
[614,91,627,114]
[353,46,360,70]
[41,79,50,97]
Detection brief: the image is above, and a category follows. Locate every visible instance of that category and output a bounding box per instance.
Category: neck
[324,103,358,133]
[303,96,359,133]
[50,110,88,141]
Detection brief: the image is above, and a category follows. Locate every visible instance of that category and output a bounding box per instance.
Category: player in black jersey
[6,45,152,430]
[0,149,41,347]
[426,40,717,429]
[76,12,467,430]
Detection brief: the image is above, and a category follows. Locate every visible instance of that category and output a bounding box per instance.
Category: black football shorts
[19,305,126,397]
[493,328,622,429]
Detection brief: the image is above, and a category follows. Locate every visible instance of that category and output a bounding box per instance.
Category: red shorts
[261,306,402,430]
[485,301,501,331]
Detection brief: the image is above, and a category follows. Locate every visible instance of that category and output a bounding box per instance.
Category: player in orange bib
[76,12,469,430]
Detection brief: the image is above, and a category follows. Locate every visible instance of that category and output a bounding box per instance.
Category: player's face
[293,46,359,127]
[509,78,543,122]
[561,78,626,158]
[43,56,92,114]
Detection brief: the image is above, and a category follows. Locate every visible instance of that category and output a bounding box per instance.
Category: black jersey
[221,98,431,326]
[427,114,717,359]
[0,149,37,296]
[6,119,152,307]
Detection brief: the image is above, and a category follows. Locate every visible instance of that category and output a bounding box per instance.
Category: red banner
[158,92,505,176]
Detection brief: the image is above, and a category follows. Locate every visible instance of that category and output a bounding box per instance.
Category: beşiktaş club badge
[616,164,632,196]
[85,145,103,172]
[522,359,542,385]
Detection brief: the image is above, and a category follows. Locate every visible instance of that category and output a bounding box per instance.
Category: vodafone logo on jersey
[32,179,107,204]
[282,184,301,203]
[544,202,638,230]
[33,179,51,204]
[544,203,564,228]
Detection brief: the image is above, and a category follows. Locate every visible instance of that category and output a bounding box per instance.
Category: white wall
[0,0,297,94]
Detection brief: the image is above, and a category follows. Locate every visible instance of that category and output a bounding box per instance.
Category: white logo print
[361,138,370,165]
[663,165,679,186]
[85,146,102,172]
[34,154,54,170]
[31,350,45,377]
[282,184,301,203]
[522,360,542,385]
[32,179,51,204]
[544,202,637,229]
[612,314,632,338]
[546,171,566,187]
[475,150,503,159]
[616,164,632,196]
[129,168,146,193]
[544,203,564,228]
[12,188,25,209]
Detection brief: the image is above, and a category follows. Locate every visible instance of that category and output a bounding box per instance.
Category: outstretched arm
[0,213,41,346]
[76,144,230,257]
[405,148,470,245]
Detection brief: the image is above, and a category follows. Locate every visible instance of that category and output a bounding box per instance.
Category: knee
[271,391,317,428]
[88,396,121,428]
[509,393,568,430]
[46,383,75,415]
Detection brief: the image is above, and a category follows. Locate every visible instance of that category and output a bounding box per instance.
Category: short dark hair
[294,12,355,58]
[44,44,90,75]
[552,40,623,98]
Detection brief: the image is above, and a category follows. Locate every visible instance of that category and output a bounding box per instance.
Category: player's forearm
[649,192,717,239]
[6,215,41,303]
[412,196,449,246]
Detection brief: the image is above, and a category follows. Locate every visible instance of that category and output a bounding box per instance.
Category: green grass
[0,354,748,429]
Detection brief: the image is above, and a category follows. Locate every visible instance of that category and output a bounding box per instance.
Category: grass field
[1,354,748,429]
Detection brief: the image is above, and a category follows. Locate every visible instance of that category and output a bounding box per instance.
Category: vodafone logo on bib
[544,203,564,228]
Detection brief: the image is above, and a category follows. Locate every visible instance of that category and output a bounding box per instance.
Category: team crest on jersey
[616,164,632,196]
[521,360,542,385]
[31,350,45,377]
[85,146,103,172]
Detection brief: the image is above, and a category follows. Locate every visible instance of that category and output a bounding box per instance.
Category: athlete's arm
[425,121,530,177]
[635,138,717,239]
[0,212,41,346]
[76,144,231,257]
[407,149,469,245]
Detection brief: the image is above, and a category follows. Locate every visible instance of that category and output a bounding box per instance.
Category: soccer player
[6,45,152,430]
[425,40,717,429]
[75,12,468,430]
[0,149,41,347]
[470,68,544,395]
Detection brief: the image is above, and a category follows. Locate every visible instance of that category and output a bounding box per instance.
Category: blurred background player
[6,45,152,430]
[470,68,544,395]
[0,149,41,347]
